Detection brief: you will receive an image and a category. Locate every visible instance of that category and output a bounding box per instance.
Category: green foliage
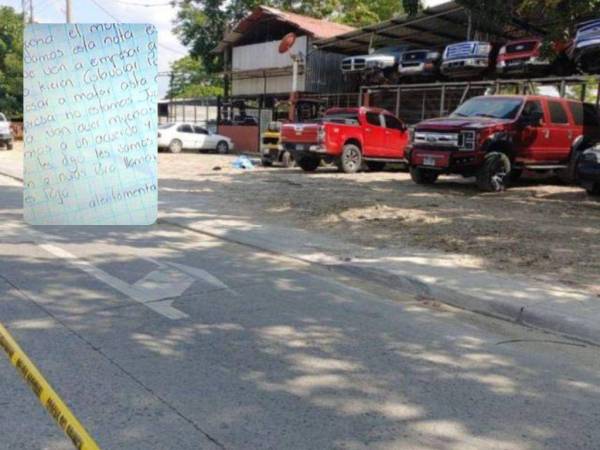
[0,6,23,119]
[456,0,600,44]
[167,55,224,98]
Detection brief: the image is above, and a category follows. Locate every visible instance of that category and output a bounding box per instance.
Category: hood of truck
[416,117,513,132]
[0,121,10,133]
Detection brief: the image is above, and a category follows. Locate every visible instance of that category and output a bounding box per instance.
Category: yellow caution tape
[0,322,101,450]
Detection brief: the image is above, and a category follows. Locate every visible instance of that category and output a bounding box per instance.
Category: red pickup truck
[408,95,600,191]
[281,107,409,173]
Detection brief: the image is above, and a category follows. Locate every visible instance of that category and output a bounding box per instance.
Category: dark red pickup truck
[408,95,600,191]
[281,107,409,173]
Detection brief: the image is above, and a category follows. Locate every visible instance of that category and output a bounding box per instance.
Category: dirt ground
[3,142,597,295]
[159,150,600,297]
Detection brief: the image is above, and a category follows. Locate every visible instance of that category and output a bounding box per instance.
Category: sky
[2,0,450,97]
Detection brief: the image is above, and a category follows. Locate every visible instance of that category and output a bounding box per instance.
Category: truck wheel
[366,161,386,172]
[506,168,523,182]
[298,157,320,172]
[7,141,13,150]
[281,151,295,168]
[410,167,439,185]
[338,144,362,173]
[557,150,581,184]
[169,139,183,153]
[477,152,511,192]
[586,183,600,196]
[261,158,273,167]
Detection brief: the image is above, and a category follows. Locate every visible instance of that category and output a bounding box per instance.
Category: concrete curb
[162,219,600,347]
[2,167,598,346]
[335,265,600,346]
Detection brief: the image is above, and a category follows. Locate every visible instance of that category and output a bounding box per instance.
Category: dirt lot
[3,142,598,295]
[160,150,600,296]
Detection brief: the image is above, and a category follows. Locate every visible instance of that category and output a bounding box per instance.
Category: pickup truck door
[517,100,549,163]
[363,112,387,156]
[383,114,409,159]
[546,100,574,163]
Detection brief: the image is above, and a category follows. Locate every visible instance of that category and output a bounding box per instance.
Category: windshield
[451,97,524,120]
[323,112,359,125]
[159,123,175,129]
[0,113,6,122]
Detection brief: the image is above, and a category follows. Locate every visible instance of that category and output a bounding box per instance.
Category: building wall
[306,49,352,94]
[232,75,306,96]
[232,36,308,71]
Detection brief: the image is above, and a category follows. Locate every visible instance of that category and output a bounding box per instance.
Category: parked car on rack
[441,41,497,78]
[0,113,13,150]
[281,107,409,173]
[341,46,409,84]
[407,95,600,191]
[576,144,600,195]
[497,38,552,76]
[570,19,600,73]
[158,122,234,154]
[398,49,441,79]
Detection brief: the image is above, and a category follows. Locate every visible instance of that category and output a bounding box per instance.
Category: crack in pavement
[0,273,228,449]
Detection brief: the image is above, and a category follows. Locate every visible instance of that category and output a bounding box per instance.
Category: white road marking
[37,242,233,320]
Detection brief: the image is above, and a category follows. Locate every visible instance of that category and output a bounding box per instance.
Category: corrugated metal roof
[214,6,356,53]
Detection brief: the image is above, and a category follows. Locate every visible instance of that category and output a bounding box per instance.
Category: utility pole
[22,0,34,24]
[66,0,72,23]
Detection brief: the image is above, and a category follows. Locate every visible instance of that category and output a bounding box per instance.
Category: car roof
[471,94,586,103]
[326,106,393,115]
[503,37,542,45]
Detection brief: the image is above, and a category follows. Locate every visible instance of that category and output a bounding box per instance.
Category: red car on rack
[281,107,409,173]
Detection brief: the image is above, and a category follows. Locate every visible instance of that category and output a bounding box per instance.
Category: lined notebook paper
[23,24,158,225]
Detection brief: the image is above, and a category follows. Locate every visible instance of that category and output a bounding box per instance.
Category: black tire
[216,141,229,154]
[281,150,295,168]
[506,168,523,182]
[169,139,183,153]
[261,158,273,167]
[410,167,439,185]
[586,183,600,196]
[298,157,320,172]
[476,152,511,192]
[6,141,13,150]
[557,150,582,184]
[338,143,363,174]
[366,161,386,172]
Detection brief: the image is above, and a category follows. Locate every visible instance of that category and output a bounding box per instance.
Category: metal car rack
[360,76,600,125]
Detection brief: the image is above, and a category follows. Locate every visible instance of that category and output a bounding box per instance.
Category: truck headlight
[476,43,491,56]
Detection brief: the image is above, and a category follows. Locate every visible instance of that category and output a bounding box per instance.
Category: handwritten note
[23,24,158,225]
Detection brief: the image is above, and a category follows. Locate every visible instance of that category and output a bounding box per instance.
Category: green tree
[167,55,224,98]
[456,0,600,46]
[0,6,23,119]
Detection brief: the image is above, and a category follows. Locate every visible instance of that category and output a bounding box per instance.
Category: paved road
[1,172,600,450]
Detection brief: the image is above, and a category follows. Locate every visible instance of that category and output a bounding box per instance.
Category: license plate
[296,144,304,151]
[423,157,436,166]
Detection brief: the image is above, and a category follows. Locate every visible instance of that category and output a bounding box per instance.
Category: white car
[158,122,234,154]
[0,113,13,150]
